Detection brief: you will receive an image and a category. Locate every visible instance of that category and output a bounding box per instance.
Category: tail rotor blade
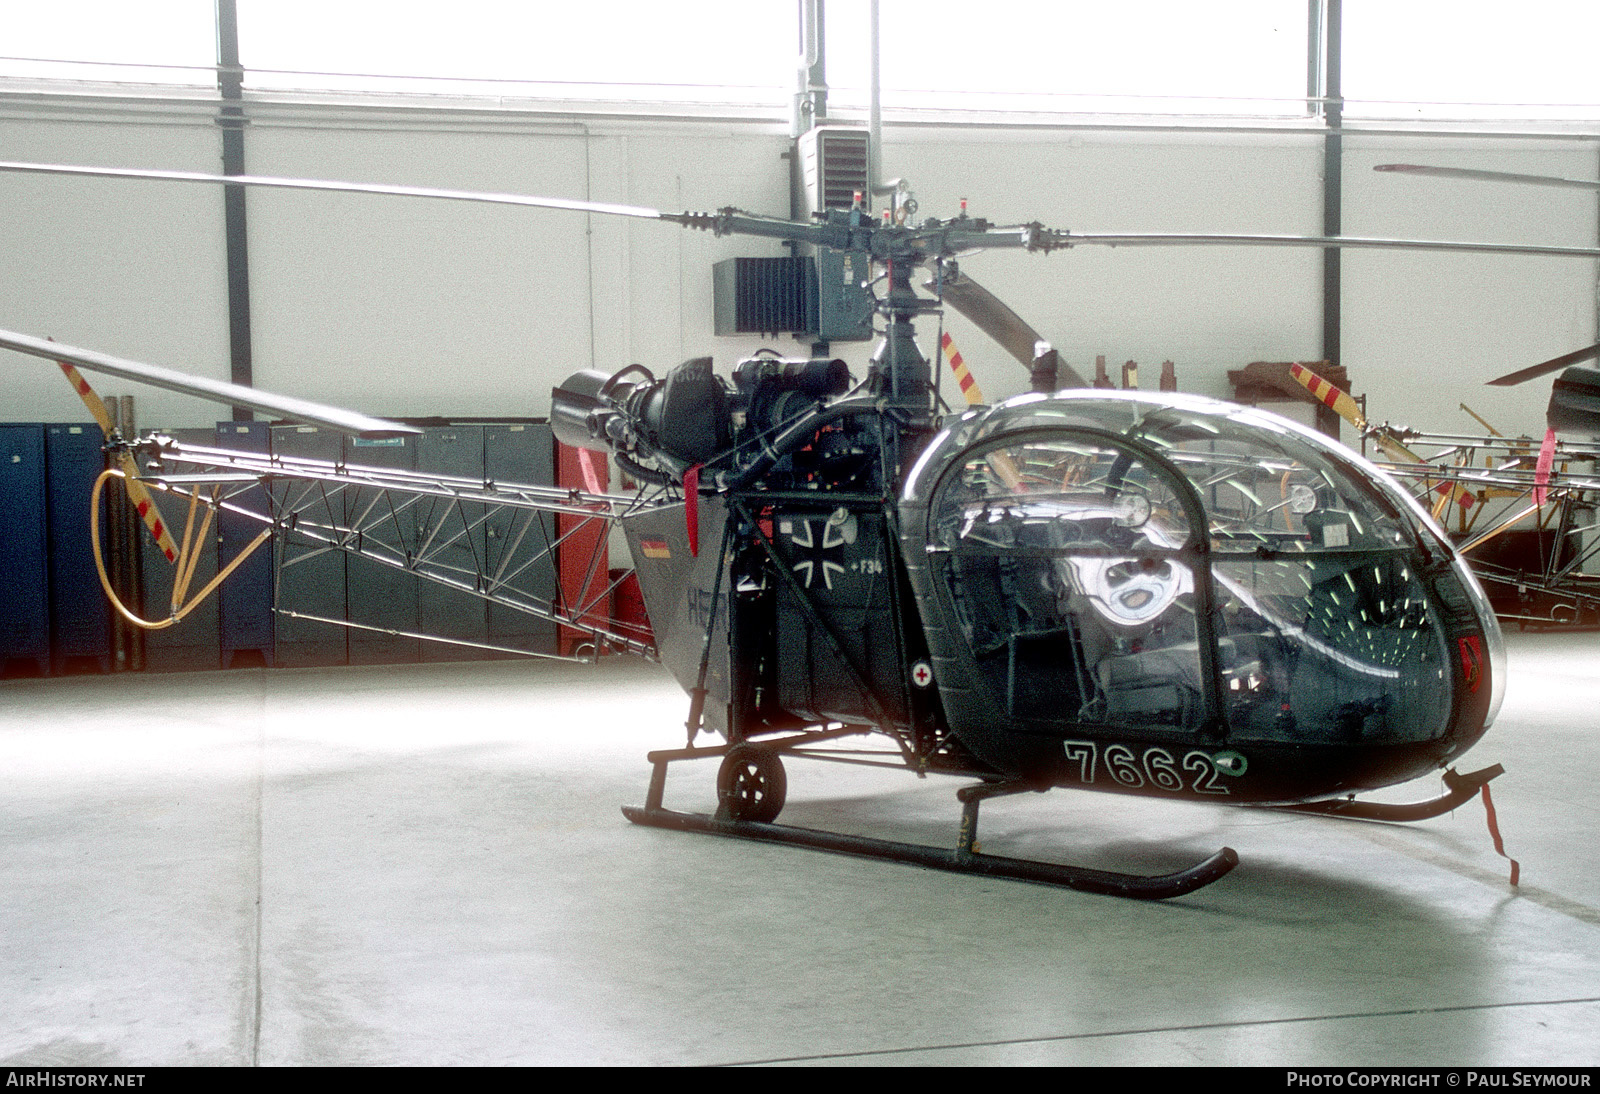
[56,357,180,562]
[1291,363,1369,432]
[1291,362,1476,511]
[56,359,117,435]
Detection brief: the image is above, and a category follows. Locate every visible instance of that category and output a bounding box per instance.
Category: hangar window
[233,0,794,102]
[827,0,1307,118]
[1342,0,1600,120]
[5,1,1599,122]
[0,0,215,85]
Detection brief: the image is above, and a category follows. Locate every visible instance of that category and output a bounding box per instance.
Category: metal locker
[215,420,273,668]
[44,423,110,673]
[484,421,558,657]
[416,424,488,662]
[270,424,348,667]
[0,424,51,676]
[344,432,420,665]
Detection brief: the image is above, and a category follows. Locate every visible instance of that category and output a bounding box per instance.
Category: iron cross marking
[788,519,847,591]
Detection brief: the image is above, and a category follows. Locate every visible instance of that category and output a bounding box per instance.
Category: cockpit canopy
[900,392,1504,786]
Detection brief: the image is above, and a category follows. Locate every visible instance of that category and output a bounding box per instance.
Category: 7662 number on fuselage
[1061,742,1248,795]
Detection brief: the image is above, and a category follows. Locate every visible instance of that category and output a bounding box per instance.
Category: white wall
[886,126,1326,403]
[2,94,1596,441]
[1344,136,1599,437]
[0,113,232,429]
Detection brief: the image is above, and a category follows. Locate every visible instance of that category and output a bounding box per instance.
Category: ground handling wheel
[715,745,787,823]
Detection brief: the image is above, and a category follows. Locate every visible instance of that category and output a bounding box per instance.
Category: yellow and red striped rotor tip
[1289,363,1362,424]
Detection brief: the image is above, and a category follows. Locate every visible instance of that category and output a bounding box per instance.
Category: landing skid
[1267,764,1504,822]
[622,738,1239,901]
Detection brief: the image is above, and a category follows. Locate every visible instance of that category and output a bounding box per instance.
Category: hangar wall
[1,91,1595,439]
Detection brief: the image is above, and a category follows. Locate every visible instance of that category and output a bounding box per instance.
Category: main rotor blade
[1376,163,1600,192]
[928,268,1087,387]
[1049,231,1600,259]
[11,161,1598,259]
[0,161,669,221]
[1487,341,1600,387]
[0,329,420,438]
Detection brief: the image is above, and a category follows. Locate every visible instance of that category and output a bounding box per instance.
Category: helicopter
[7,150,1587,900]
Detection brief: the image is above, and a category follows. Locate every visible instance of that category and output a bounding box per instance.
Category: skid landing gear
[623,738,1239,901]
[1267,764,1505,822]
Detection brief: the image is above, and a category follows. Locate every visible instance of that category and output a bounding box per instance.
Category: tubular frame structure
[130,436,667,658]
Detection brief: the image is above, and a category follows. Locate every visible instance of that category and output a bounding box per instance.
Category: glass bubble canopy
[902,391,1505,751]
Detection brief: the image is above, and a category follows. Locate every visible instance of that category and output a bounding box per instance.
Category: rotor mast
[670,204,1050,417]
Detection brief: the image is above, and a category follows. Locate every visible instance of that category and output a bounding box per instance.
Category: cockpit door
[924,428,1223,744]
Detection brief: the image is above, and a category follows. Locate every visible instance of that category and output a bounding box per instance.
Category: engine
[550,354,864,488]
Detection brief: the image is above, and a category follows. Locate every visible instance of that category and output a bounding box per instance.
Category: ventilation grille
[798,126,870,215]
[713,257,818,336]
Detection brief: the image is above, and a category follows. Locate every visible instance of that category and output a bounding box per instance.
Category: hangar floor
[1,630,1597,1067]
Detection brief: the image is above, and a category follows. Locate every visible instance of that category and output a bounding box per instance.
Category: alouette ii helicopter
[10,146,1589,899]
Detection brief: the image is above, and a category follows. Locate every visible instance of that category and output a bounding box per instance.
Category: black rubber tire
[716,746,787,823]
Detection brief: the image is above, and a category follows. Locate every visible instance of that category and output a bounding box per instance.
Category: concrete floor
[0,630,1597,1066]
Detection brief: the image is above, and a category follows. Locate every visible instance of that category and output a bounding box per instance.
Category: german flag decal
[640,539,671,559]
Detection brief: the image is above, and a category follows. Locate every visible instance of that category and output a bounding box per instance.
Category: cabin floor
[0,630,1596,1067]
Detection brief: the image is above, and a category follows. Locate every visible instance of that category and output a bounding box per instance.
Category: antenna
[869,0,881,198]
